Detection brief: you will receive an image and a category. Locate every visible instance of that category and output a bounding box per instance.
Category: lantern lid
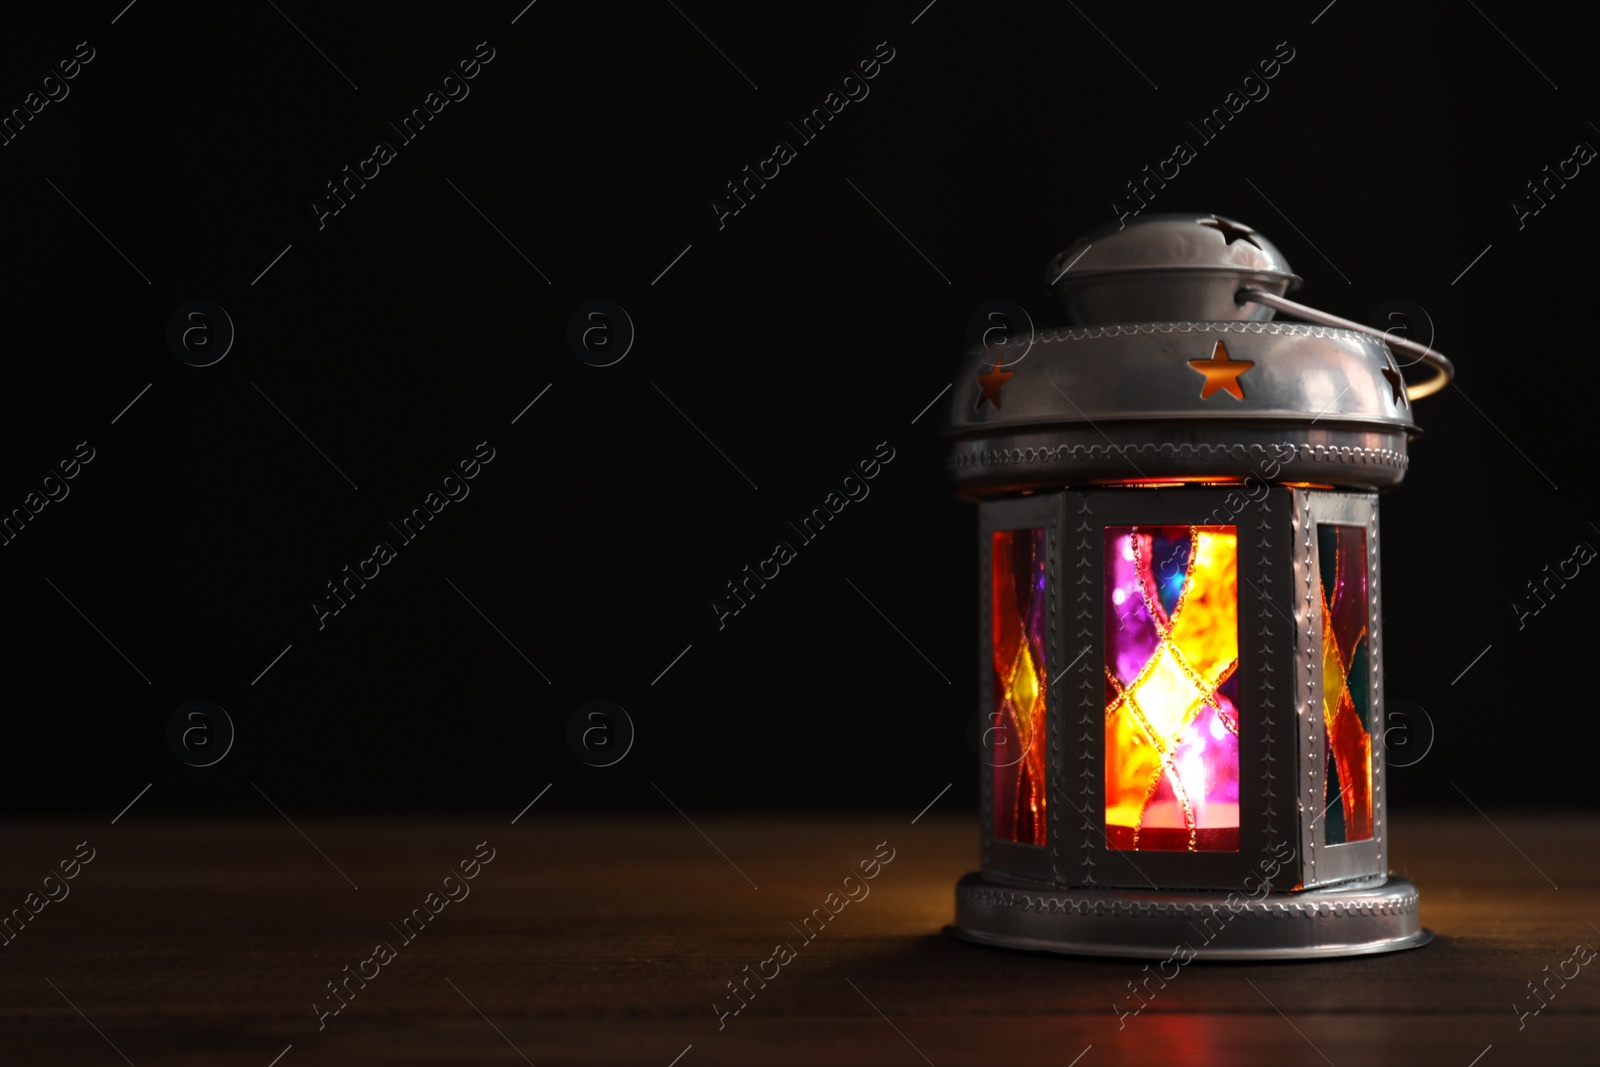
[1048,213,1301,325]
[945,214,1423,498]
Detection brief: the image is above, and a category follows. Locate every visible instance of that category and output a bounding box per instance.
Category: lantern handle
[1236,289,1454,401]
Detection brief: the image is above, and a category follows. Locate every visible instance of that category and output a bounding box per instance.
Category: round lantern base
[948,871,1431,960]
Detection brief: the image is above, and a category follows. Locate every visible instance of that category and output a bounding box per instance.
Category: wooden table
[2,813,1594,1065]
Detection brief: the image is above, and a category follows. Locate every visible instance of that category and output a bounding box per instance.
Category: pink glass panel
[1105,526,1240,852]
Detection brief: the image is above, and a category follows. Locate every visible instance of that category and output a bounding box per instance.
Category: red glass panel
[992,529,1047,846]
[1318,524,1372,844]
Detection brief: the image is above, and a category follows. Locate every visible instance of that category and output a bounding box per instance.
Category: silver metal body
[947,320,1415,497]
[945,214,1438,961]
[1238,288,1453,398]
[949,873,1430,960]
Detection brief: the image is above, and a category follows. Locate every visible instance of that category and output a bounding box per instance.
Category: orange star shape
[976,359,1015,410]
[1188,340,1254,400]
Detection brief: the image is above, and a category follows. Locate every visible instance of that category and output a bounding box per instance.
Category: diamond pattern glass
[1105,525,1240,852]
[992,528,1047,846]
[1318,524,1373,844]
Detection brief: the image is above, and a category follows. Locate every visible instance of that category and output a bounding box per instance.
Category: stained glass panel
[1105,525,1240,852]
[1318,524,1373,844]
[992,528,1047,846]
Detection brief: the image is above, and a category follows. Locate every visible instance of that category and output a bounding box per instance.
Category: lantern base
[947,871,1431,960]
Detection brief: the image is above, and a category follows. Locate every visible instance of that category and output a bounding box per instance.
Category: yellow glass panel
[1105,525,1240,852]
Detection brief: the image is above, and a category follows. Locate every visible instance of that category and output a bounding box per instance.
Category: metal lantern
[944,213,1451,960]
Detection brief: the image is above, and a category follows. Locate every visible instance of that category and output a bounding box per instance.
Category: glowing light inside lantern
[1104,525,1240,851]
[992,528,1047,846]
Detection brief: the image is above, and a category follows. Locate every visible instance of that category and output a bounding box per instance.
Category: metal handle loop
[1236,289,1453,401]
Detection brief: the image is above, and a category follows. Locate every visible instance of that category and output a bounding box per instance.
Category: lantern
[945,214,1450,959]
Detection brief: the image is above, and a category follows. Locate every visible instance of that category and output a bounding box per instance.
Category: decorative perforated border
[1298,492,1321,884]
[1256,499,1282,860]
[1368,504,1387,863]
[1073,496,1098,886]
[951,442,1409,471]
[1001,320,1386,346]
[956,884,1420,919]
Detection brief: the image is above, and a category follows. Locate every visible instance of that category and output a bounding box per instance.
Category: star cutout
[1381,359,1407,406]
[1200,216,1261,249]
[1188,340,1254,400]
[976,359,1015,410]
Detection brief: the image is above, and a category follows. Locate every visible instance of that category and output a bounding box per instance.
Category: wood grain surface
[1,811,1595,1065]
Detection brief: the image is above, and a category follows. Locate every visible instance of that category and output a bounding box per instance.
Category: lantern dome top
[1048,213,1301,325]
[944,213,1444,498]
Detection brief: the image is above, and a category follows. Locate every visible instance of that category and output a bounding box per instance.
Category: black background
[1,1,1590,818]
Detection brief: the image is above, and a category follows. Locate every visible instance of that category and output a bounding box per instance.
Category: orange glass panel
[1105,526,1240,851]
[992,529,1047,846]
